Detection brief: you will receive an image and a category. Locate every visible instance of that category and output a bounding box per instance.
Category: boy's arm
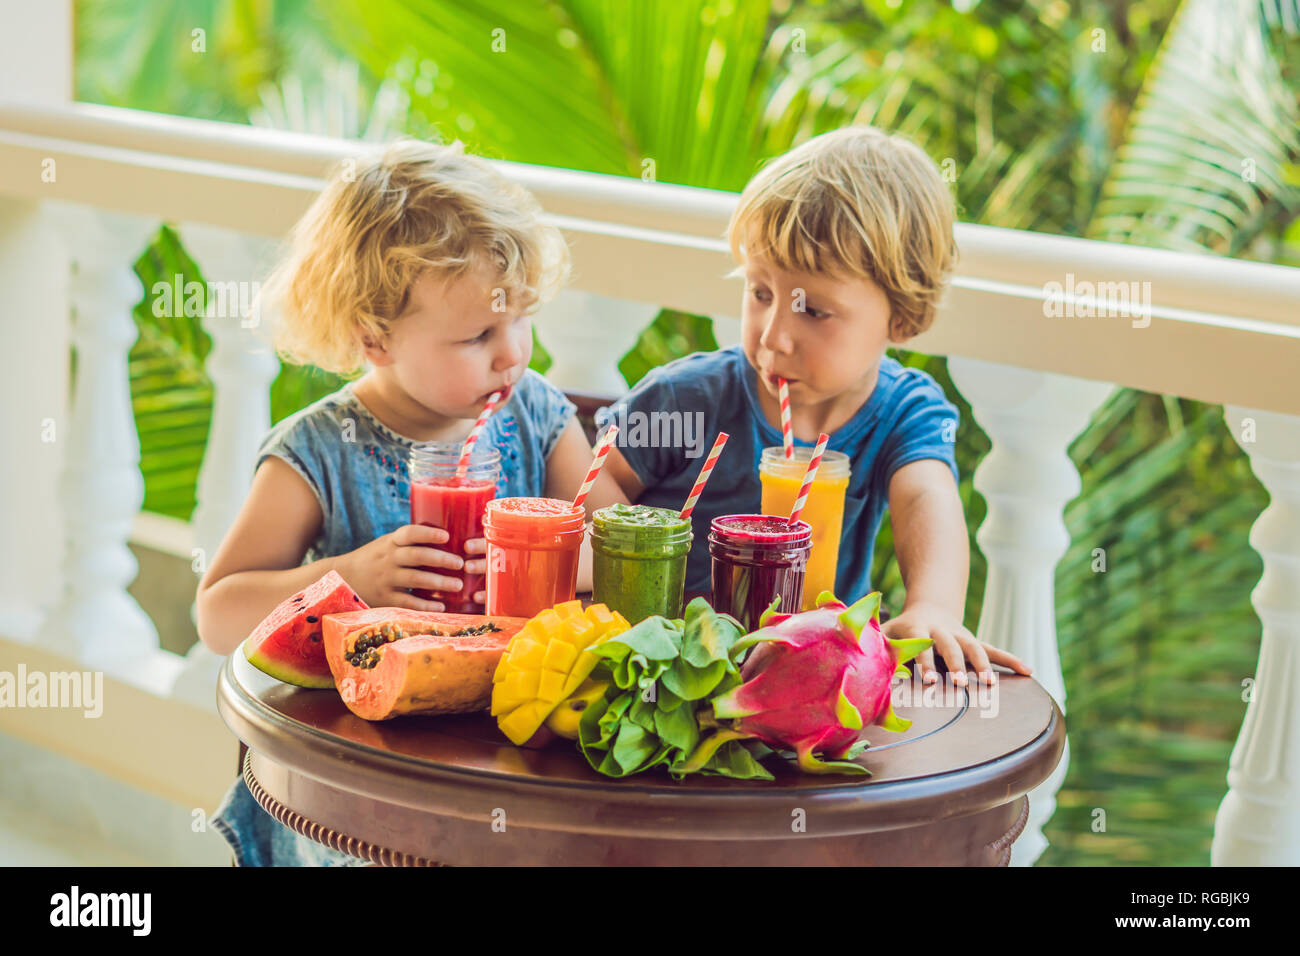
[602,444,645,503]
[882,459,1032,685]
[543,418,631,511]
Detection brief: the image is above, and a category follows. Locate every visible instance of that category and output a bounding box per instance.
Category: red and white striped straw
[778,377,794,459]
[455,390,502,479]
[788,432,829,526]
[679,432,729,520]
[571,425,619,511]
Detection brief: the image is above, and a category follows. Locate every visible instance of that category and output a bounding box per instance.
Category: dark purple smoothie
[708,515,813,632]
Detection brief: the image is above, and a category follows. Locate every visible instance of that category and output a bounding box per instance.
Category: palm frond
[1090,0,1300,252]
[130,225,213,520]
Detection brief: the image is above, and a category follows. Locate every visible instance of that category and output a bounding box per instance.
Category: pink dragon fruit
[684,590,931,775]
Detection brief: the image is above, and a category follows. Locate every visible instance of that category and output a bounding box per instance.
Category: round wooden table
[217,646,1065,866]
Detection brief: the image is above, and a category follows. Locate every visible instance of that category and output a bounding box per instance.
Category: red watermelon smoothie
[483,497,586,618]
[708,514,812,631]
[409,443,500,614]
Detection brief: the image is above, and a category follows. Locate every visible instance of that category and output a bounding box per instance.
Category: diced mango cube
[572,648,601,680]
[585,604,615,629]
[517,620,547,642]
[508,638,546,670]
[491,669,539,715]
[560,668,589,701]
[493,655,511,683]
[498,700,552,745]
[534,608,563,635]
[542,637,578,672]
[503,670,540,699]
[560,615,596,646]
[490,690,523,716]
[537,669,568,703]
[554,599,583,619]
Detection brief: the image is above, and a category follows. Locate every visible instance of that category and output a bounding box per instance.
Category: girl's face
[739,244,894,407]
[367,261,532,418]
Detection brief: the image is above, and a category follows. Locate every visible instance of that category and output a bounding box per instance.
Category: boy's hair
[726,125,957,340]
[262,138,570,375]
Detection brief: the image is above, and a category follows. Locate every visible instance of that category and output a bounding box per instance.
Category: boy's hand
[338,524,483,611]
[881,602,1033,686]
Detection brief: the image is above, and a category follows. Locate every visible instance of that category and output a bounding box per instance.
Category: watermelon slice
[243,570,369,688]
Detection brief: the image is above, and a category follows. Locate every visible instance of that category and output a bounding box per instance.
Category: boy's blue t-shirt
[596,345,959,603]
[210,368,576,866]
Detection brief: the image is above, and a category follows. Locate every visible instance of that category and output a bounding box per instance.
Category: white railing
[1,100,1298,866]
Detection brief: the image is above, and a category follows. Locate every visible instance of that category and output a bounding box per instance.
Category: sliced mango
[492,602,629,746]
[554,599,583,620]
[544,678,610,739]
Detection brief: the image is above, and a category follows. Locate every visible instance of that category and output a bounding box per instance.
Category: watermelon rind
[239,570,368,689]
[243,636,336,689]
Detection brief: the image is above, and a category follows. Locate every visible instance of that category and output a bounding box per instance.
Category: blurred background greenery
[77,0,1300,865]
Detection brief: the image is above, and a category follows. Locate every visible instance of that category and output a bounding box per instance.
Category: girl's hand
[881,602,1033,686]
[337,524,475,611]
[463,537,487,605]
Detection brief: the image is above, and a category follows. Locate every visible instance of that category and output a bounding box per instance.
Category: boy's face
[739,245,895,406]
[367,261,531,418]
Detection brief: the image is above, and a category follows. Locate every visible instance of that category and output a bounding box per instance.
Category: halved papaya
[322,608,529,721]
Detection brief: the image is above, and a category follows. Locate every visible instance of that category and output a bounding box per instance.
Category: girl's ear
[359,328,394,367]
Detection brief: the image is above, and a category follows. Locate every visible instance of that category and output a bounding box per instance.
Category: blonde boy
[602,126,1030,685]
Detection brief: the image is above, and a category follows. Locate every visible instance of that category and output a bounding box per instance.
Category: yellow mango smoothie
[758,446,851,610]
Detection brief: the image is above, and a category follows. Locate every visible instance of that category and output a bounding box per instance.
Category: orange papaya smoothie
[483,497,586,619]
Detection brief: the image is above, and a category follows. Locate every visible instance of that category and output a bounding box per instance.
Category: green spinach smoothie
[590,504,693,624]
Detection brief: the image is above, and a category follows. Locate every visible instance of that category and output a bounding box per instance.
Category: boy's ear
[359,330,394,367]
[885,315,914,346]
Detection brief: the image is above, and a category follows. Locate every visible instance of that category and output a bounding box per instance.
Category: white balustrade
[536,290,659,395]
[946,356,1114,866]
[169,225,281,709]
[42,206,159,673]
[1212,407,1300,865]
[0,198,68,641]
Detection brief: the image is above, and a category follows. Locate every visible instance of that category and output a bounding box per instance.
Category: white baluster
[170,225,281,709]
[535,289,658,395]
[44,207,159,671]
[946,356,1113,866]
[1212,407,1300,865]
[0,199,69,641]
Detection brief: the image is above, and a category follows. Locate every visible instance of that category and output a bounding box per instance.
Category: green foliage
[1041,396,1265,866]
[129,226,212,520]
[617,310,718,388]
[1088,0,1300,253]
[318,0,776,186]
[528,326,553,376]
[75,0,343,124]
